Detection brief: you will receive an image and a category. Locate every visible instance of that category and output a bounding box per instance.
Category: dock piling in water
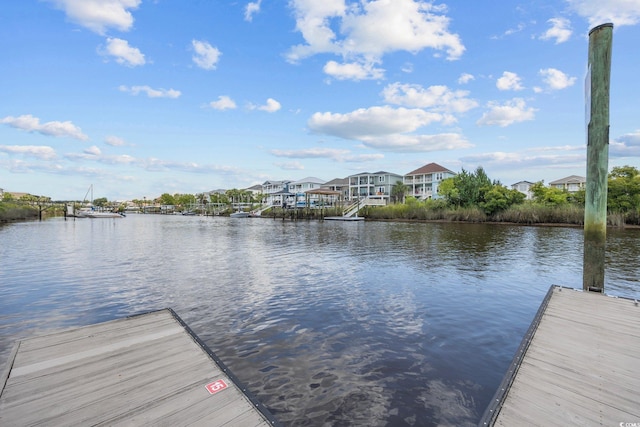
[583,23,613,293]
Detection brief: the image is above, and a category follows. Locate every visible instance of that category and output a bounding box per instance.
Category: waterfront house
[290,177,326,207]
[511,181,536,200]
[261,180,293,206]
[549,175,586,193]
[322,177,349,200]
[348,171,403,202]
[403,163,456,200]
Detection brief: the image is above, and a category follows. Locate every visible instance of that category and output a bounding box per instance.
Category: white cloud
[611,130,640,156]
[540,17,572,44]
[245,0,262,22]
[539,68,576,91]
[0,145,57,160]
[105,135,126,146]
[458,73,475,84]
[323,60,385,81]
[477,98,537,127]
[119,85,181,98]
[1,114,89,141]
[275,161,305,170]
[460,150,586,168]
[270,147,384,162]
[307,105,472,152]
[47,0,140,34]
[209,96,237,110]
[382,83,478,115]
[287,0,464,79]
[567,0,640,27]
[101,37,145,67]
[192,40,221,70]
[258,98,281,113]
[496,71,524,91]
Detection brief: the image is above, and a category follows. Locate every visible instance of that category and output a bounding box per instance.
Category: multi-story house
[549,175,586,193]
[348,171,403,202]
[289,177,325,207]
[261,180,292,206]
[511,181,536,200]
[321,177,349,200]
[403,163,456,200]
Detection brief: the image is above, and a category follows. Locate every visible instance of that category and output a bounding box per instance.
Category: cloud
[458,73,475,84]
[460,150,586,169]
[254,98,281,113]
[47,0,140,34]
[382,83,478,115]
[0,145,57,160]
[477,98,537,127]
[192,40,221,70]
[104,135,126,146]
[323,60,385,81]
[119,85,181,98]
[538,68,576,91]
[270,147,384,162]
[275,161,305,170]
[496,71,524,91]
[287,0,464,79]
[540,17,572,43]
[1,114,89,141]
[566,0,640,27]
[611,130,640,156]
[209,96,237,110]
[100,37,145,66]
[307,106,471,152]
[245,0,262,22]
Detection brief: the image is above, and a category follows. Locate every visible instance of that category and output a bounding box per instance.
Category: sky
[1,0,639,201]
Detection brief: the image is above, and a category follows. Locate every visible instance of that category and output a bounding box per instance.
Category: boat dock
[481,285,640,426]
[0,308,280,426]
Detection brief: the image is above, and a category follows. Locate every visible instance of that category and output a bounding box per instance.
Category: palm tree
[391,181,409,204]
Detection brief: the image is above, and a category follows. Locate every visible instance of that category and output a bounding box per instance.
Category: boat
[73,185,124,218]
[230,211,250,218]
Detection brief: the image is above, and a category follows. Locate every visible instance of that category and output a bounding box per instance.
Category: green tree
[159,193,176,205]
[608,165,640,212]
[479,185,526,215]
[438,166,492,207]
[391,181,408,204]
[92,197,108,207]
[530,182,570,206]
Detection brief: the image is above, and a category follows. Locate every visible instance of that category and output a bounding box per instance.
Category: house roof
[291,177,326,185]
[406,162,454,176]
[511,181,536,186]
[549,175,586,185]
[322,177,348,186]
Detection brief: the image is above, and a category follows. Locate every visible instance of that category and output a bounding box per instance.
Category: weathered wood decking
[481,286,640,426]
[0,309,280,426]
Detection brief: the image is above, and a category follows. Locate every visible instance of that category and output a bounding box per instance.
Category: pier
[481,285,640,426]
[0,309,279,426]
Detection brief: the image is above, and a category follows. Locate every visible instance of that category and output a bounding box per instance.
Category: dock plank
[0,309,279,426]
[483,286,640,426]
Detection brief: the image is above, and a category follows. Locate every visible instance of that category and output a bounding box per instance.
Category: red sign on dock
[205,379,228,395]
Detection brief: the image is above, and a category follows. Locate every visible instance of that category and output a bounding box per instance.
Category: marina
[481,286,640,426]
[0,309,279,426]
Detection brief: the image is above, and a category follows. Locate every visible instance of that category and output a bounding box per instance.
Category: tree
[391,181,408,204]
[159,193,176,206]
[530,182,569,206]
[438,166,492,207]
[479,185,526,215]
[608,165,640,212]
[93,197,108,207]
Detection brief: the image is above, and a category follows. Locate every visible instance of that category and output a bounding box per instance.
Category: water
[1,216,638,426]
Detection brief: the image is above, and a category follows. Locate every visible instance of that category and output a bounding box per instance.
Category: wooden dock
[0,309,280,426]
[481,285,640,426]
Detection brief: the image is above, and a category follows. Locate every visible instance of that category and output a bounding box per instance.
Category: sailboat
[75,185,124,218]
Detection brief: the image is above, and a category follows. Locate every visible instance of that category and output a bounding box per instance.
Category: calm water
[1,216,639,426]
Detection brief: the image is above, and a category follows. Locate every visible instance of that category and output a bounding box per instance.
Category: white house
[549,175,586,193]
[403,163,456,200]
[511,181,536,200]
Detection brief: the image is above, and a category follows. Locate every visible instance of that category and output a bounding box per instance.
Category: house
[261,180,292,206]
[403,163,456,200]
[549,175,586,193]
[322,177,349,200]
[348,171,403,202]
[511,181,536,200]
[289,177,326,207]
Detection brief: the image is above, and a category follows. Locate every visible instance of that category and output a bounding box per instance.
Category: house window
[377,186,385,194]
[378,176,385,183]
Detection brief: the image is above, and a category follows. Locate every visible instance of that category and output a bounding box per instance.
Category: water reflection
[0,217,638,426]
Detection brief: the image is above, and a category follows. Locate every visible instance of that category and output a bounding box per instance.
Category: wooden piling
[583,23,613,292]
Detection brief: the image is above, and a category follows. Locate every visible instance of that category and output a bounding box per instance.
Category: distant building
[549,175,586,193]
[348,171,403,202]
[261,180,292,206]
[322,177,349,200]
[289,177,325,207]
[403,162,456,200]
[511,181,536,200]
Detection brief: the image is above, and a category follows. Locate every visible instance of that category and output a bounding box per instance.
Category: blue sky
[1,0,639,201]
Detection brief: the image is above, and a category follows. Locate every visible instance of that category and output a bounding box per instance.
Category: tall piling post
[583,23,613,292]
